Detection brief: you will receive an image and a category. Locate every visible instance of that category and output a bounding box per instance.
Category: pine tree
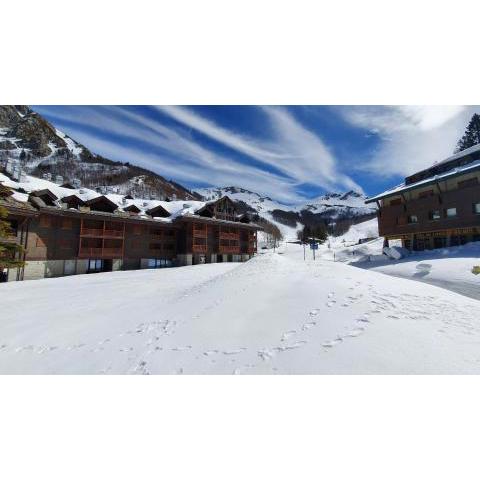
[455,113,480,153]
[0,186,25,270]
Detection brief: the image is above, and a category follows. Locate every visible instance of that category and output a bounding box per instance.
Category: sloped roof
[0,171,262,229]
[365,159,480,203]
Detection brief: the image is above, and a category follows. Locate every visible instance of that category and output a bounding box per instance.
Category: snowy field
[1,242,480,374]
[355,242,480,301]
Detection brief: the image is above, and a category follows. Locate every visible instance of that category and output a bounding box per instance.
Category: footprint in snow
[309,309,320,316]
[275,341,307,351]
[326,301,336,308]
[172,345,192,351]
[222,348,246,355]
[346,327,365,337]
[258,349,276,361]
[281,330,297,341]
[302,322,316,331]
[203,350,219,356]
[328,292,335,298]
[322,337,343,348]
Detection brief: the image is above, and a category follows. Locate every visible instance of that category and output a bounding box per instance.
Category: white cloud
[158,105,363,193]
[37,106,304,204]
[339,105,477,177]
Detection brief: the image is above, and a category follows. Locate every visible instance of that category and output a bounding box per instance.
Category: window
[88,259,103,272]
[147,258,157,268]
[407,215,418,224]
[474,203,480,214]
[434,237,447,249]
[147,258,172,269]
[446,207,457,218]
[429,210,441,221]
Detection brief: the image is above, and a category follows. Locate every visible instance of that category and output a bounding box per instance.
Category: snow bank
[357,241,480,301]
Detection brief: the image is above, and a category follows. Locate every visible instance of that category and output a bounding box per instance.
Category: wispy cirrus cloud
[35,106,303,203]
[157,105,363,193]
[35,105,362,203]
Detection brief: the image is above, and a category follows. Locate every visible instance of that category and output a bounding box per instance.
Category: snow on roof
[433,142,480,167]
[365,158,480,203]
[0,171,212,222]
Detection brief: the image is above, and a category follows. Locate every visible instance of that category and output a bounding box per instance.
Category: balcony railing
[219,245,240,254]
[193,229,207,238]
[219,232,239,240]
[80,228,104,237]
[80,227,124,238]
[192,244,207,253]
[78,247,123,258]
[103,229,124,238]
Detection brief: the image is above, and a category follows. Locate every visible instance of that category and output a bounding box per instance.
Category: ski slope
[1,243,479,374]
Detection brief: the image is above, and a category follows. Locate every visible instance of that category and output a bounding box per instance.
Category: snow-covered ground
[1,242,479,374]
[355,242,480,301]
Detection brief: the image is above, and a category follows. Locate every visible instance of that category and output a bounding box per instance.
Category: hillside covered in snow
[0,105,199,201]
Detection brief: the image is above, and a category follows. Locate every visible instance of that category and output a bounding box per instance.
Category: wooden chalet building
[366,144,480,251]
[0,178,260,282]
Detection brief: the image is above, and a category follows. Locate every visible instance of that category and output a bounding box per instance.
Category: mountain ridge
[0,105,200,201]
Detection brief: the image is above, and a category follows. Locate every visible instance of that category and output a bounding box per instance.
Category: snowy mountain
[196,186,375,218]
[295,191,375,218]
[195,186,291,213]
[195,186,376,241]
[0,105,199,201]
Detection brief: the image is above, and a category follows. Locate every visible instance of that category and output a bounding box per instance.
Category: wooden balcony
[80,227,124,238]
[219,245,240,254]
[78,247,123,258]
[80,227,104,237]
[192,244,207,253]
[193,229,207,238]
[219,232,239,240]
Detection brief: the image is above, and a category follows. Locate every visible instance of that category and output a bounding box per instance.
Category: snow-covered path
[1,245,480,374]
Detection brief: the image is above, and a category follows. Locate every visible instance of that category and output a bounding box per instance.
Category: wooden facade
[367,151,480,251]
[1,191,260,282]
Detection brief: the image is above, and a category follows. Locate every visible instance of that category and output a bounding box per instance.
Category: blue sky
[33,105,479,205]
